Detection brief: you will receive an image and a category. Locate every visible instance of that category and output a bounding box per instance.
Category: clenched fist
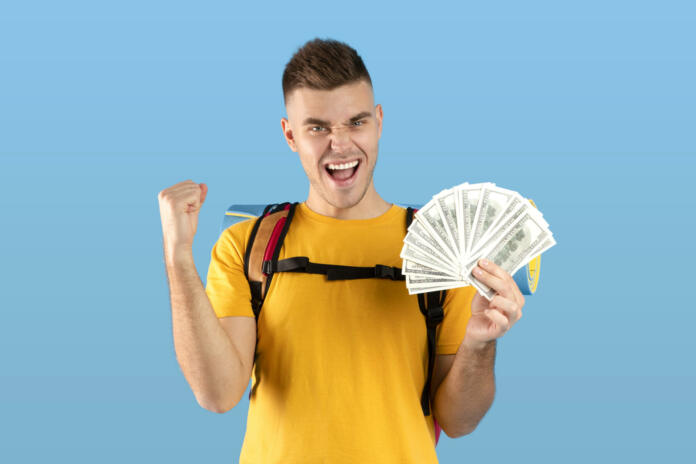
[158,180,208,258]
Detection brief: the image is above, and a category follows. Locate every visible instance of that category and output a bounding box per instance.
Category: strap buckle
[374,264,395,279]
[262,260,273,276]
[426,305,444,327]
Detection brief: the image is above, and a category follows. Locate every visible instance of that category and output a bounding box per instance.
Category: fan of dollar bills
[401,182,556,300]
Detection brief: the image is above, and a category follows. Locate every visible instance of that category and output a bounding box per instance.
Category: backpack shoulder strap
[244,202,298,319]
[406,206,447,420]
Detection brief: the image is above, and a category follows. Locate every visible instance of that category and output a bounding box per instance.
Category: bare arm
[165,248,254,413]
[433,339,496,437]
[434,258,527,436]
[158,180,254,413]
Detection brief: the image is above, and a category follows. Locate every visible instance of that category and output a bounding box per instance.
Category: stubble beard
[320,156,375,211]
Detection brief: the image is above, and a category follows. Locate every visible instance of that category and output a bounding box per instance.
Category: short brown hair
[282,38,373,104]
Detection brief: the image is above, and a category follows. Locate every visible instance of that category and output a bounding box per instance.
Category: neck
[305,184,392,220]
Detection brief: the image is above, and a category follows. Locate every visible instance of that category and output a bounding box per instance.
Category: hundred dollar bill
[400,243,460,277]
[402,258,462,279]
[414,200,459,263]
[432,188,461,260]
[406,280,471,295]
[406,275,470,295]
[463,200,541,272]
[405,219,458,269]
[403,229,458,273]
[455,183,490,259]
[405,273,465,287]
[408,285,464,295]
[465,210,551,300]
[469,191,527,256]
[510,235,557,277]
[468,184,517,254]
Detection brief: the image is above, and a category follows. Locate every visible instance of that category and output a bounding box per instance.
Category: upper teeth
[327,160,359,170]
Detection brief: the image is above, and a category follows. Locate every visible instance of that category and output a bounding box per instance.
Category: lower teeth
[327,164,358,180]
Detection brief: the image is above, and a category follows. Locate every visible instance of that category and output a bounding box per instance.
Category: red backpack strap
[244,202,297,318]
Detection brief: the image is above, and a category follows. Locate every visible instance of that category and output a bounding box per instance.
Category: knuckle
[501,316,510,331]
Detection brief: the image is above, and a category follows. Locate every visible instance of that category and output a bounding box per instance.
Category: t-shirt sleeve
[204,219,256,318]
[436,285,477,355]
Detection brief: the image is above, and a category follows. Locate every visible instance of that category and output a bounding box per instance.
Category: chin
[331,197,361,210]
[332,188,371,210]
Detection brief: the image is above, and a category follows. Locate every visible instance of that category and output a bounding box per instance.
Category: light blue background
[1,1,694,462]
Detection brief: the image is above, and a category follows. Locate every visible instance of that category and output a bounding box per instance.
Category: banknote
[404,219,458,268]
[413,199,459,263]
[402,258,461,279]
[401,182,556,299]
[468,184,517,253]
[400,243,460,278]
[463,209,551,300]
[432,188,461,260]
[405,272,469,295]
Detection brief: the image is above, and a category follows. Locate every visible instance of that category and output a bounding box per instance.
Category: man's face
[281,80,383,211]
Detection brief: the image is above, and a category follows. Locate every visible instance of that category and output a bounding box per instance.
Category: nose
[329,126,353,153]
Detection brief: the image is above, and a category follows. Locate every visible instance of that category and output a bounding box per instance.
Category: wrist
[164,244,195,268]
[462,336,496,354]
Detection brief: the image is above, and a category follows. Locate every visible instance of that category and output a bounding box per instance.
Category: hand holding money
[463,258,525,350]
[401,182,556,300]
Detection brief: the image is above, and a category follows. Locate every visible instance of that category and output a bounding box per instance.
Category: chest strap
[263,257,405,281]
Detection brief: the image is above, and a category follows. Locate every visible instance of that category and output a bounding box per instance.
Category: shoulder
[393,204,412,228]
[219,202,297,248]
[216,217,257,258]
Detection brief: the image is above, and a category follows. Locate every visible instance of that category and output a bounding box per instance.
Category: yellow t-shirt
[205,202,475,464]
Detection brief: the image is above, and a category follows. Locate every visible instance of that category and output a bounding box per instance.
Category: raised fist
[158,180,208,255]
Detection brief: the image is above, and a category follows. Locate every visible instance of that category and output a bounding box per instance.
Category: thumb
[199,183,208,205]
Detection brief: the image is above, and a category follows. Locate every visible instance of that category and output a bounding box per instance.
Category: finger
[200,183,208,204]
[484,308,510,332]
[165,184,200,199]
[490,294,522,324]
[478,259,509,281]
[479,259,520,294]
[509,281,525,309]
[169,192,203,210]
[170,179,197,190]
[472,265,507,295]
[478,259,522,300]
[470,292,488,314]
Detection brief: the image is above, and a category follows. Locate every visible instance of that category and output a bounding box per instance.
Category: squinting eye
[353,120,364,126]
[311,126,326,132]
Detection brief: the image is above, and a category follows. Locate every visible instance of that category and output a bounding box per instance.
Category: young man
[158,38,525,463]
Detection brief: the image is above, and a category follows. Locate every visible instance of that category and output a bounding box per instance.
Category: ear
[375,103,383,139]
[280,117,298,152]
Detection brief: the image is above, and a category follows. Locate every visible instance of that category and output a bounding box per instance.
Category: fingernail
[474,268,483,276]
[480,259,488,266]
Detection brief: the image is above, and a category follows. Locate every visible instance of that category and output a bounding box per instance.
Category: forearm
[165,247,247,412]
[433,339,497,437]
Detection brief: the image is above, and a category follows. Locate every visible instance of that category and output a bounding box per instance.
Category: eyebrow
[302,111,372,127]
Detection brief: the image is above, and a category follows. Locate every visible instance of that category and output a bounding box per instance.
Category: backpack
[220,201,540,446]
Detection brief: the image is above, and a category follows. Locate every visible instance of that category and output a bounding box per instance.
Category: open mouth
[324,159,360,185]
